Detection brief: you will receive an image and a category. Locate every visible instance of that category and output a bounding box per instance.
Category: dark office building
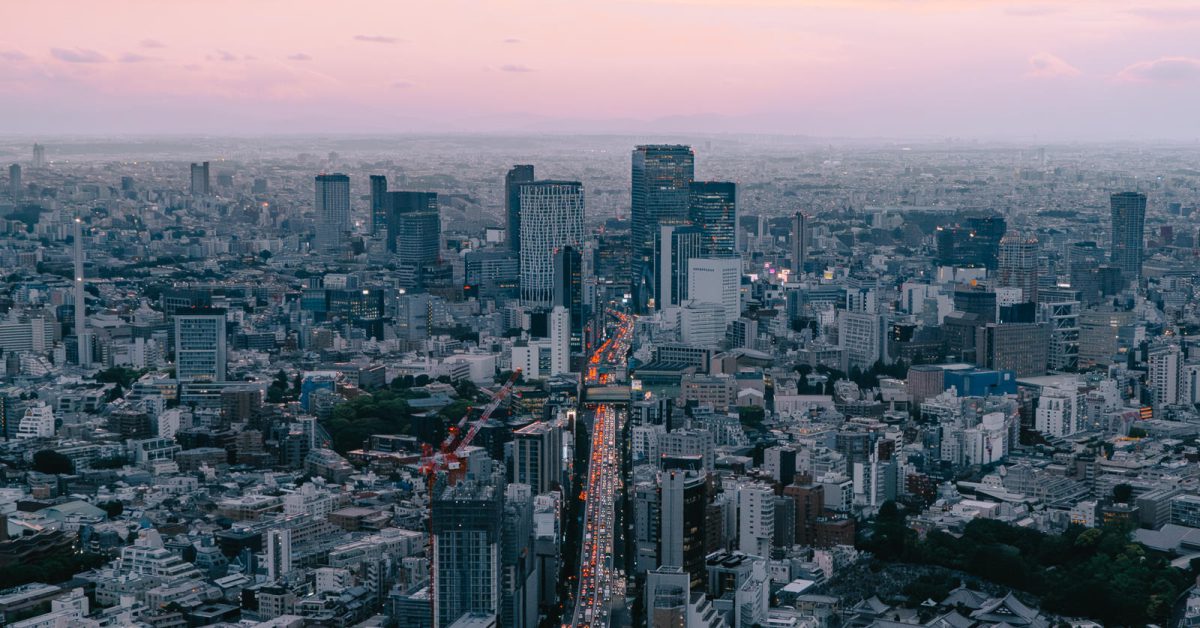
[385,192,440,275]
[632,145,694,312]
[935,212,1006,269]
[369,175,388,236]
[954,287,997,323]
[975,323,1049,377]
[506,165,535,253]
[654,223,703,308]
[553,246,585,366]
[431,482,503,627]
[688,181,737,258]
[1110,191,1147,284]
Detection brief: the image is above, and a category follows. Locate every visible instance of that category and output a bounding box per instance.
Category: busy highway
[568,310,632,628]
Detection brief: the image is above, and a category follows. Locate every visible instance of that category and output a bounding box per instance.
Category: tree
[99,500,123,518]
[259,249,272,261]
[737,406,765,426]
[1112,483,1134,504]
[33,450,73,475]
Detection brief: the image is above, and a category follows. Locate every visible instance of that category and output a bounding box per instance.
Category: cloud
[50,47,108,63]
[504,38,522,44]
[1026,52,1080,78]
[1004,6,1060,17]
[1118,57,1200,82]
[354,34,399,44]
[212,50,239,62]
[0,50,29,61]
[287,53,312,61]
[1126,7,1200,22]
[391,80,415,89]
[120,53,155,63]
[501,64,534,73]
[140,38,166,49]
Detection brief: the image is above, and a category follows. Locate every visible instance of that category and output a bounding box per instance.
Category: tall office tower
[688,181,737,258]
[1110,191,1147,285]
[32,143,45,168]
[265,528,292,581]
[954,287,998,323]
[936,212,1007,269]
[314,174,351,252]
[190,161,210,195]
[838,310,888,371]
[8,164,20,199]
[737,483,774,558]
[687,257,741,324]
[1068,241,1105,304]
[369,175,388,236]
[71,217,91,367]
[1038,288,1080,372]
[385,190,439,251]
[549,305,571,376]
[552,246,584,364]
[432,482,503,628]
[512,421,562,494]
[519,181,584,306]
[655,224,703,308]
[1148,343,1181,408]
[505,165,535,253]
[791,211,811,275]
[174,308,227,382]
[386,192,441,274]
[997,233,1039,303]
[659,470,707,589]
[632,144,695,312]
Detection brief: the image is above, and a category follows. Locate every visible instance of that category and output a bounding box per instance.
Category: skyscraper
[655,224,703,308]
[997,233,1039,303]
[8,164,21,199]
[175,308,227,382]
[632,145,695,312]
[519,181,584,306]
[791,211,811,275]
[265,528,292,581]
[369,175,388,236]
[386,191,441,271]
[1110,191,1146,285]
[553,246,585,363]
[32,143,44,168]
[190,161,210,196]
[512,421,562,494]
[505,165,535,253]
[432,482,503,628]
[659,470,707,589]
[314,174,351,252]
[688,181,737,258]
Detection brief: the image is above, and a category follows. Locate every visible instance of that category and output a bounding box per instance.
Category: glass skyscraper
[314,173,351,252]
[688,181,737,258]
[519,181,584,306]
[505,164,535,253]
[1110,191,1146,284]
[632,144,694,312]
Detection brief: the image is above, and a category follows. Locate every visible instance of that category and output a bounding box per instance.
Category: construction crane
[420,369,521,618]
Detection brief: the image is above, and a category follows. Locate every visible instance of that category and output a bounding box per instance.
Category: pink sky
[2,0,1199,138]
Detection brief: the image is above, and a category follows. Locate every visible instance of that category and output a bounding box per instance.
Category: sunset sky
[3,0,1199,138]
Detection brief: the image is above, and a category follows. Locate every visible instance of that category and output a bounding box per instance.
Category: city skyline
[1,0,1199,139]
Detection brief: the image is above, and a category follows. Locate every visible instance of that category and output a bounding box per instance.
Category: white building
[1148,343,1181,408]
[737,483,774,558]
[549,305,571,376]
[687,257,741,324]
[838,310,887,371]
[519,181,584,306]
[1035,385,1082,438]
[266,527,293,581]
[680,301,727,346]
[16,403,54,439]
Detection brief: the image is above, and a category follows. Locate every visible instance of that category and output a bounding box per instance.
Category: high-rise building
[190,161,210,196]
[174,308,227,382]
[688,181,737,258]
[32,143,45,168]
[659,470,707,590]
[655,224,703,308]
[1148,343,1181,408]
[791,211,811,275]
[1110,192,1146,284]
[737,483,774,558]
[552,246,585,364]
[8,164,21,199]
[935,212,1006,269]
[265,528,292,581]
[432,482,503,628]
[997,233,1039,303]
[369,175,388,236]
[974,323,1048,376]
[687,257,740,324]
[549,305,571,376]
[838,310,888,371]
[505,165,535,253]
[519,181,584,306]
[385,191,439,256]
[72,217,91,367]
[512,421,562,494]
[632,145,695,312]
[314,174,351,252]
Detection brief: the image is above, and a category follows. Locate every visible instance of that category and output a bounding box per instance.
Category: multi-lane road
[568,311,632,628]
